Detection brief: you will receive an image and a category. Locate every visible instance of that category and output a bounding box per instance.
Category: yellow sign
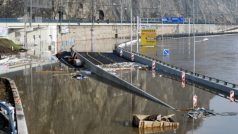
[141,29,157,46]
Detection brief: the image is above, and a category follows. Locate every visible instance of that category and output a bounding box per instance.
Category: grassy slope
[0,38,20,50]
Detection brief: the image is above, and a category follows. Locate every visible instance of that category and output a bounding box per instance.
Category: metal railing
[117,47,238,90]
[0,17,220,24]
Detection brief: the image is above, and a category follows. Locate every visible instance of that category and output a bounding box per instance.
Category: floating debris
[80,70,92,75]
[98,62,148,75]
[187,107,216,119]
[72,74,88,80]
[217,112,238,116]
[133,114,179,129]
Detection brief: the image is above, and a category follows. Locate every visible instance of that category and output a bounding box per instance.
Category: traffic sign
[141,29,157,46]
[163,49,170,56]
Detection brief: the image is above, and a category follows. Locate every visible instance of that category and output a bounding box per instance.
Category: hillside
[0,38,20,56]
[0,0,237,24]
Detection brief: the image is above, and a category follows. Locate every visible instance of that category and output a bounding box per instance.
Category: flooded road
[137,34,238,134]
[1,34,238,134]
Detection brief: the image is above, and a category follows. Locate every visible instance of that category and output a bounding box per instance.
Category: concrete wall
[59,24,131,52]
[59,23,238,52]
[7,26,57,58]
[5,23,238,55]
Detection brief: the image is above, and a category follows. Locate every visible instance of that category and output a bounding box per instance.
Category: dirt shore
[0,80,6,101]
[0,79,14,106]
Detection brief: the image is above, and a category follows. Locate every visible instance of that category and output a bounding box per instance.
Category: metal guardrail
[115,47,238,97]
[0,101,16,134]
[0,18,81,23]
[0,17,221,24]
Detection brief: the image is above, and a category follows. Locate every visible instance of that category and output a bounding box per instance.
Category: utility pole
[160,0,164,47]
[30,0,32,27]
[24,0,28,49]
[192,0,196,107]
[193,0,195,74]
[130,0,133,53]
[120,0,123,25]
[91,0,95,52]
[136,16,140,53]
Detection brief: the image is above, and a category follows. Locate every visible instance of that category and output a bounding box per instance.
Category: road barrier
[115,46,238,99]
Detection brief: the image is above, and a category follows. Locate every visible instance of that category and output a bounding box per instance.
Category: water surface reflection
[2,63,215,134]
[1,34,238,134]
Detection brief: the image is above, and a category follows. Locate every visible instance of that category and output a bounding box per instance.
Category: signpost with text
[141,29,157,46]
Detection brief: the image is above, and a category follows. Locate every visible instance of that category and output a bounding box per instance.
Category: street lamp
[91,0,95,52]
[130,0,133,53]
[30,0,32,27]
[192,0,195,75]
[120,0,123,24]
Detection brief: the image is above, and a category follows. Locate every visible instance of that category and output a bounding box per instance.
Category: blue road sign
[163,49,170,56]
[162,17,185,23]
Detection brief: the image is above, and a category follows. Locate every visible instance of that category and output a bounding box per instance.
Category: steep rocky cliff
[0,0,237,24]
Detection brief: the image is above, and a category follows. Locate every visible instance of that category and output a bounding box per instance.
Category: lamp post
[192,0,195,75]
[120,0,123,24]
[30,0,32,27]
[130,0,133,53]
[91,0,95,52]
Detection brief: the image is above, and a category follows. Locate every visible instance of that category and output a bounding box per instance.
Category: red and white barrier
[181,71,186,88]
[120,49,123,57]
[131,53,134,61]
[152,60,156,70]
[230,90,235,102]
[193,95,198,108]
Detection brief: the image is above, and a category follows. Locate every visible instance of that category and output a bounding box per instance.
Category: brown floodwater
[1,34,238,134]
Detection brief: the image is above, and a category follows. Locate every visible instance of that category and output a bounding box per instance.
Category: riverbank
[0,80,13,105]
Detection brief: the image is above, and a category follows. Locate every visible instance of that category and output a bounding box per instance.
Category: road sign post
[141,29,156,46]
[163,49,170,56]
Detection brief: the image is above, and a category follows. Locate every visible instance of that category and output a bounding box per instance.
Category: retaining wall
[0,77,28,134]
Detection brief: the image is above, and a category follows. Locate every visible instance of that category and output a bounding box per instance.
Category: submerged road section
[115,47,238,100]
[58,43,238,111]
[57,51,177,110]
